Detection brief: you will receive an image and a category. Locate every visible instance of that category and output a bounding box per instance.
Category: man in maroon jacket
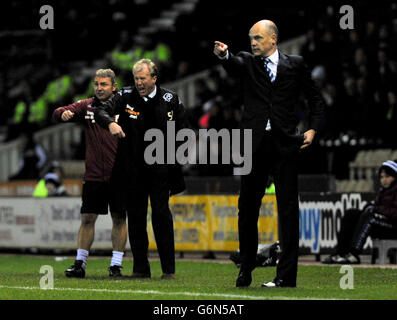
[52,69,127,278]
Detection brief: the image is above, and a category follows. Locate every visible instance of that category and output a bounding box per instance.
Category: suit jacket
[221,50,325,155]
[94,85,188,195]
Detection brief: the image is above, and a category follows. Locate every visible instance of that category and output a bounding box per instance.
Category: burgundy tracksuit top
[52,97,118,182]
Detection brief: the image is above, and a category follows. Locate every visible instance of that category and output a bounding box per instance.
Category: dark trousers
[335,208,396,256]
[125,169,175,275]
[238,133,300,285]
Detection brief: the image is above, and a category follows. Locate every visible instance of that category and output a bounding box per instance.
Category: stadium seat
[335,178,374,193]
[371,239,397,264]
[355,179,373,192]
[390,150,397,160]
[58,160,85,179]
[335,179,348,192]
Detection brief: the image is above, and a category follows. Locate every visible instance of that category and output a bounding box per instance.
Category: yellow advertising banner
[148,195,278,252]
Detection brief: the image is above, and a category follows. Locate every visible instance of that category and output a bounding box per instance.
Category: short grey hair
[267,23,279,43]
[133,59,158,78]
[95,69,116,84]
[269,24,278,38]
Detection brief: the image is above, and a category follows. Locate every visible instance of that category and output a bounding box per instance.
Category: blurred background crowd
[1,0,396,193]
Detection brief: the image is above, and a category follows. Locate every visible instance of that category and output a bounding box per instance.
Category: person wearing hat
[323,159,397,264]
[43,173,68,197]
[33,161,66,198]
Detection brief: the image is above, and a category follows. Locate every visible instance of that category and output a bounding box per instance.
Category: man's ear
[272,33,277,45]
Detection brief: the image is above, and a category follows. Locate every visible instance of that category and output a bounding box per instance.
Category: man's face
[94,76,116,101]
[133,64,157,97]
[45,182,56,194]
[249,26,276,57]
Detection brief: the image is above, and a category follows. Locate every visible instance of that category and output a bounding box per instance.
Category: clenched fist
[109,122,126,138]
[61,110,75,121]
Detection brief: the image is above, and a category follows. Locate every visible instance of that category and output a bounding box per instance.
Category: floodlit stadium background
[0,0,397,259]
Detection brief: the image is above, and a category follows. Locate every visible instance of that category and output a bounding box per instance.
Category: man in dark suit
[94,59,188,279]
[214,20,325,288]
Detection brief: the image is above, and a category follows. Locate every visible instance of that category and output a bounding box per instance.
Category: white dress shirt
[264,49,279,80]
[142,86,157,101]
[263,50,278,131]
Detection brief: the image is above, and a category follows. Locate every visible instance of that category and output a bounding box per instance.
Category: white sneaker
[335,255,348,263]
[261,281,277,288]
[344,253,360,264]
[322,254,346,264]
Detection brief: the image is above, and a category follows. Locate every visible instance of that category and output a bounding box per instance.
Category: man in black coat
[94,59,188,279]
[214,20,325,288]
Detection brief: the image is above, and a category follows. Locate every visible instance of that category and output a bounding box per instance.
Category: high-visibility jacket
[32,179,48,197]
[155,43,171,62]
[13,101,27,124]
[43,75,72,103]
[28,98,47,125]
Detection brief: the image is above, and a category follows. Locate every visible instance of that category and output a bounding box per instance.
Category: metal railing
[0,123,83,181]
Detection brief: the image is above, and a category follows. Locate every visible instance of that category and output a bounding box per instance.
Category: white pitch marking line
[0,285,337,300]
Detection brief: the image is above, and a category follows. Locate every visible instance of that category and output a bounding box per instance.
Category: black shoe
[261,277,296,288]
[131,272,151,279]
[65,260,85,278]
[108,265,123,277]
[236,269,252,287]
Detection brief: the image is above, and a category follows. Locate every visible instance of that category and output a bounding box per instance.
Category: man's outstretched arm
[94,94,126,138]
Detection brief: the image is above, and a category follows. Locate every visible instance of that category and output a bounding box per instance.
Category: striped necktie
[264,58,275,82]
[264,57,273,131]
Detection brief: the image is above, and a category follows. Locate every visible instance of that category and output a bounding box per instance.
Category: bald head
[249,20,278,57]
[251,20,278,38]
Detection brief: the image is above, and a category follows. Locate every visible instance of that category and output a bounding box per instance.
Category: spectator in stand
[300,29,321,69]
[375,48,396,94]
[339,76,358,134]
[298,10,397,153]
[320,83,340,139]
[363,21,379,62]
[8,130,48,181]
[318,30,340,83]
[33,161,66,198]
[52,69,127,278]
[323,160,397,264]
[356,76,383,139]
[382,91,397,148]
[43,172,68,197]
[347,30,362,61]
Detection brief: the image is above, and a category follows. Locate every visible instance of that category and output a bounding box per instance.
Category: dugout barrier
[0,192,376,254]
[0,195,277,252]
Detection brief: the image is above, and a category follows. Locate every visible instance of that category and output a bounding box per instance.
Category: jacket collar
[274,51,288,83]
[265,49,279,65]
[142,86,157,102]
[255,50,286,85]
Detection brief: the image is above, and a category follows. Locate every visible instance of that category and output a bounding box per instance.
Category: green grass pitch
[0,255,396,300]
